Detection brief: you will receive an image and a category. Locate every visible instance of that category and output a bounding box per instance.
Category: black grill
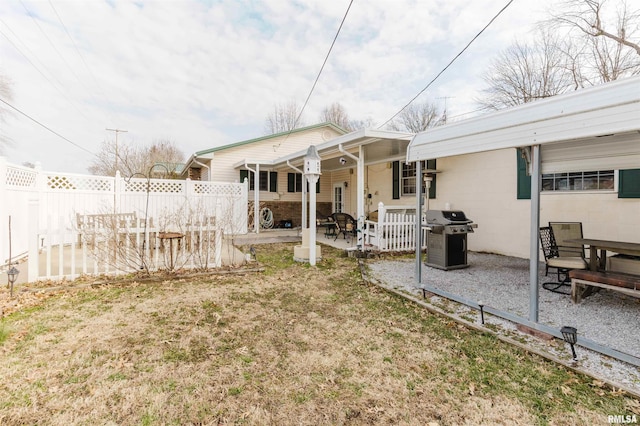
[425,210,477,270]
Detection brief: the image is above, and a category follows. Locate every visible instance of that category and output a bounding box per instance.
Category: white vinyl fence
[1,158,248,282]
[364,202,428,252]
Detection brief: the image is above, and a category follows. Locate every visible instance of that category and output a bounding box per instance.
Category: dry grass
[0,243,638,425]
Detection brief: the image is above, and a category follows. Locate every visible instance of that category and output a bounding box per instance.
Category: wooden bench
[569,269,640,303]
[76,213,142,245]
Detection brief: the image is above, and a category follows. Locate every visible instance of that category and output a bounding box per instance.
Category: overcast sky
[1,0,554,174]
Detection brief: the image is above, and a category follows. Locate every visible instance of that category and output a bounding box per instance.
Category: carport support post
[415,160,423,281]
[529,144,541,323]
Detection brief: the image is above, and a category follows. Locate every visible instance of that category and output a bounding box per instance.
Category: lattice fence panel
[125,179,185,194]
[46,174,113,191]
[194,182,243,196]
[6,166,37,188]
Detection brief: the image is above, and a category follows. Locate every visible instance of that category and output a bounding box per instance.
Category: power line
[292,0,354,130]
[0,19,96,124]
[48,0,117,124]
[379,0,516,129]
[0,97,96,156]
[272,0,353,151]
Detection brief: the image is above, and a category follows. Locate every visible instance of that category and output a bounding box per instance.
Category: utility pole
[106,128,128,173]
[437,97,454,124]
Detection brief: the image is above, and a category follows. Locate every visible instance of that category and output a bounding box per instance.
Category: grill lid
[426,210,472,225]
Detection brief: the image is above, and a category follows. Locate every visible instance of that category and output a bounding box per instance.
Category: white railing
[364,202,428,252]
[1,157,248,281]
[31,213,223,282]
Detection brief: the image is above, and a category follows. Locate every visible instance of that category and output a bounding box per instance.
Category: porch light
[7,266,19,297]
[561,326,578,361]
[478,301,485,325]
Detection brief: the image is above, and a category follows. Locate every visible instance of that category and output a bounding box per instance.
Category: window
[402,162,417,195]
[240,170,277,192]
[516,150,640,199]
[287,173,319,193]
[392,160,436,199]
[541,170,614,191]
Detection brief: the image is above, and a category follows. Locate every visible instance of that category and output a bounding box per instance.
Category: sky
[1,0,554,174]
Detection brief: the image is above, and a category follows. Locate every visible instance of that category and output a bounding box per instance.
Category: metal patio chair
[539,226,588,294]
[331,212,356,242]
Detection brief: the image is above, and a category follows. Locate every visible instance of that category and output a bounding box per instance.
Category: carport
[407,76,640,366]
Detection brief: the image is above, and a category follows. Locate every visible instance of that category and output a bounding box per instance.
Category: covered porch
[406,75,640,367]
[240,129,424,252]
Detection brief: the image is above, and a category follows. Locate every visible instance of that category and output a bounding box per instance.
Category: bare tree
[0,74,14,153]
[264,101,304,134]
[387,101,441,133]
[320,102,352,130]
[319,102,374,132]
[545,0,640,84]
[548,0,640,55]
[477,30,575,110]
[88,138,184,177]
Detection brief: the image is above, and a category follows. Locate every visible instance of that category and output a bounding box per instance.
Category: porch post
[529,145,541,323]
[302,174,307,229]
[254,164,260,233]
[415,160,422,282]
[357,145,365,249]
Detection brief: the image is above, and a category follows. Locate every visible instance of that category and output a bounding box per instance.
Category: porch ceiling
[269,128,414,173]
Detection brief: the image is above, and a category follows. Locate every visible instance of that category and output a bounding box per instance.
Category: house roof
[193,122,348,157]
[407,75,640,173]
[247,128,414,172]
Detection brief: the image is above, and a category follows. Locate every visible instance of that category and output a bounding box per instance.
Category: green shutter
[270,172,278,192]
[619,169,640,198]
[392,161,400,199]
[516,149,531,200]
[426,159,437,199]
[316,177,320,193]
[240,170,248,184]
[287,173,295,192]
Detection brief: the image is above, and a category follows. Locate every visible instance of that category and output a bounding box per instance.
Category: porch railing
[363,203,428,252]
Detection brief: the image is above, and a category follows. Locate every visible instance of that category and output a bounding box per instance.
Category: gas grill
[425,210,477,270]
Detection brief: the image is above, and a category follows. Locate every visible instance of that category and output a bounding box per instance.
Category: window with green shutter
[392,160,436,199]
[516,149,531,200]
[619,169,640,198]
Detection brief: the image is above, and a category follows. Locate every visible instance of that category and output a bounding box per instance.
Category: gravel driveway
[366,251,640,393]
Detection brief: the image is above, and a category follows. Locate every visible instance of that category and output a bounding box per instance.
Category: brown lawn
[0,243,638,425]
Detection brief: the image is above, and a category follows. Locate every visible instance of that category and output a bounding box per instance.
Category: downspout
[287,160,307,229]
[244,162,260,233]
[338,144,363,248]
[192,155,211,181]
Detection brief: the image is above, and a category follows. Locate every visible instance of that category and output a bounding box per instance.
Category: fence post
[377,202,385,250]
[114,170,122,212]
[28,197,40,282]
[0,157,7,266]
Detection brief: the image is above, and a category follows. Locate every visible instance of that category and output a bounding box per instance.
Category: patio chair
[539,226,588,294]
[549,222,586,259]
[331,212,356,242]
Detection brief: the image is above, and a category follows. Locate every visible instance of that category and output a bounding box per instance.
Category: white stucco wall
[427,148,640,259]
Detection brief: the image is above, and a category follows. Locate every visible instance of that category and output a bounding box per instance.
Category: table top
[158,232,184,239]
[567,238,640,256]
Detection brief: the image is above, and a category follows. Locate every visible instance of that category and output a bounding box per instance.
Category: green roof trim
[194,122,348,156]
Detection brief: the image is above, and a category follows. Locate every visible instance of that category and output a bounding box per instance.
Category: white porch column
[357,145,365,248]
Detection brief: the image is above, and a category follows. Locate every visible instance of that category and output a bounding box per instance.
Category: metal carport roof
[406,75,640,367]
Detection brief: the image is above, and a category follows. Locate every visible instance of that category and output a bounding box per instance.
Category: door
[333,184,344,213]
